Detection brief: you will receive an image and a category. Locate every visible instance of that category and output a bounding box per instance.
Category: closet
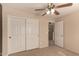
[8,16,39,54]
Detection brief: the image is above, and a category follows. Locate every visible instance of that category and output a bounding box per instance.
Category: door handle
[9,36,12,39]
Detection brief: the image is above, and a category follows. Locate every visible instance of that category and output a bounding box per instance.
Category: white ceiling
[3,3,79,18]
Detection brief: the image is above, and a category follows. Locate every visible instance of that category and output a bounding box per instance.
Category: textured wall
[39,17,48,48]
[63,11,79,54]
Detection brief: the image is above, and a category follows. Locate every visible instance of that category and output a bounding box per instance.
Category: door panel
[26,19,39,50]
[8,16,25,54]
[55,21,63,48]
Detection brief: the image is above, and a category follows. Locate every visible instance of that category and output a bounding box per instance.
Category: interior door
[26,18,39,50]
[8,16,25,54]
[54,21,64,48]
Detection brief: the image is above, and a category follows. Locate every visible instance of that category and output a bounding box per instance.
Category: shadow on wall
[0,3,2,55]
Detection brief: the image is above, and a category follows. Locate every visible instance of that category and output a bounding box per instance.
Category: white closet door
[55,21,64,48]
[8,16,25,54]
[26,19,39,50]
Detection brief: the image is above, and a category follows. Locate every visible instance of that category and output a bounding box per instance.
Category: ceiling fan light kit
[47,9,55,15]
[47,10,50,14]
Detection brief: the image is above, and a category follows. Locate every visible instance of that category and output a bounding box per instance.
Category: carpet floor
[9,46,79,56]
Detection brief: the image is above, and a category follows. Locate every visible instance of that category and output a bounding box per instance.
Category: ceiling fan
[34,3,73,16]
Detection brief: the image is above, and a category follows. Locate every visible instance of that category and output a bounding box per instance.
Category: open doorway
[0,3,2,56]
[48,22,55,47]
[48,20,64,48]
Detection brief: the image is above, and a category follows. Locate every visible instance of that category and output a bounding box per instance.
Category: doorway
[0,4,2,56]
[48,22,55,47]
[48,20,64,48]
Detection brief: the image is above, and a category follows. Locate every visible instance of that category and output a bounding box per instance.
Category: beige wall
[39,17,48,48]
[63,11,79,54]
[2,4,48,55]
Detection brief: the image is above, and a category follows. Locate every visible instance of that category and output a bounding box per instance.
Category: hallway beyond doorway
[48,22,55,47]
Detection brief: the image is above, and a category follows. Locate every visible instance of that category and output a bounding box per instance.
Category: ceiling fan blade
[56,3,73,8]
[42,12,47,16]
[35,9,45,11]
[54,10,60,15]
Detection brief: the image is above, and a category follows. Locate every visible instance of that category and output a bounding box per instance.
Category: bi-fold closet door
[8,16,39,54]
[8,16,26,54]
[26,18,39,50]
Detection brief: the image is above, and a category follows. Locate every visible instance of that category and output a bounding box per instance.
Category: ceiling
[3,3,79,18]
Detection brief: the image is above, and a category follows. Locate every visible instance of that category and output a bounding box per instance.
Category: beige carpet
[49,40,55,47]
[9,46,79,56]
